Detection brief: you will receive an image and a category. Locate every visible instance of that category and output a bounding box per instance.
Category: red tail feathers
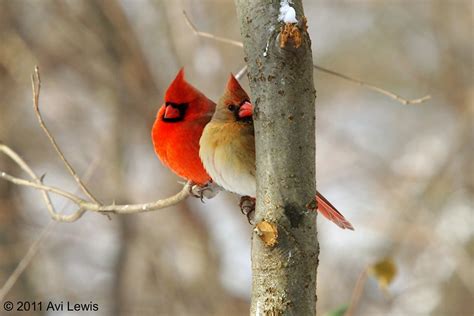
[315,192,354,230]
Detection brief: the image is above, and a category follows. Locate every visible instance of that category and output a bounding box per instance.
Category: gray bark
[235,1,318,315]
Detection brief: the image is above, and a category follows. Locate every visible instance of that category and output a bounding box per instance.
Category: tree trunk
[235,1,318,315]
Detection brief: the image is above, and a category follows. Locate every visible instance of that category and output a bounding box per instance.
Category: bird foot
[190,182,221,202]
[239,196,256,224]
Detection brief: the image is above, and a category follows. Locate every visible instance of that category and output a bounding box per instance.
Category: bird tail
[315,192,354,230]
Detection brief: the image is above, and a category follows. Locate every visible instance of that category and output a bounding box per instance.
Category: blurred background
[0,0,472,315]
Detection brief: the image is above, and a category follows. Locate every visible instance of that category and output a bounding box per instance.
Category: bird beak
[238,101,253,119]
[164,105,180,119]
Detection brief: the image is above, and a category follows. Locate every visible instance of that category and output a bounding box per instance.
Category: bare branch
[0,221,55,301]
[0,161,192,222]
[235,65,247,80]
[0,155,101,301]
[183,11,431,105]
[1,170,86,204]
[0,143,56,218]
[0,67,197,223]
[313,65,431,105]
[31,66,100,203]
[346,266,369,316]
[236,1,317,312]
[183,10,244,48]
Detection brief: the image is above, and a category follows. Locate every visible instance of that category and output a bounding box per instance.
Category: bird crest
[165,68,200,104]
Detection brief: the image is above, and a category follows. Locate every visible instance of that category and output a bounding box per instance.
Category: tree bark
[235,1,318,315]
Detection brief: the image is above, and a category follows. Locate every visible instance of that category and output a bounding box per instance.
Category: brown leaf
[368,257,397,290]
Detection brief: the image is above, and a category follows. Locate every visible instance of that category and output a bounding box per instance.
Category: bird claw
[239,196,256,224]
[190,182,221,202]
[190,184,208,202]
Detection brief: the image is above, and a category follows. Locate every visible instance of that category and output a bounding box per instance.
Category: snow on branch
[278,0,298,24]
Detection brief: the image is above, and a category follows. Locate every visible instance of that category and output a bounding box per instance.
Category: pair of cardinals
[151,69,353,230]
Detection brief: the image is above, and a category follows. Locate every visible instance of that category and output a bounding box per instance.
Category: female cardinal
[151,68,215,186]
[199,74,354,230]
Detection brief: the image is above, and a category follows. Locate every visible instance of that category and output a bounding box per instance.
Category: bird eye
[227,104,236,111]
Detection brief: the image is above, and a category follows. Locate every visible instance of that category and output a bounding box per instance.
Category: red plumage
[200,74,354,230]
[153,71,353,230]
[151,69,216,185]
[316,192,354,230]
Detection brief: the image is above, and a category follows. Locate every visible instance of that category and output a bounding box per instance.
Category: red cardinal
[152,69,215,185]
[199,74,354,230]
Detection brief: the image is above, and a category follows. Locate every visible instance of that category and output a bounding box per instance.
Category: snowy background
[0,1,472,315]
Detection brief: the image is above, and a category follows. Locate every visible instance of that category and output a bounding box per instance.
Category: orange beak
[238,101,253,119]
[164,105,180,119]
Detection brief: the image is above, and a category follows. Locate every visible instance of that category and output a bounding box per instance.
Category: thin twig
[345,266,369,316]
[0,143,56,218]
[183,10,431,105]
[0,67,196,222]
[31,66,100,203]
[183,10,244,48]
[0,166,192,221]
[235,65,248,80]
[0,154,102,301]
[1,171,84,204]
[0,221,55,301]
[313,65,431,105]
